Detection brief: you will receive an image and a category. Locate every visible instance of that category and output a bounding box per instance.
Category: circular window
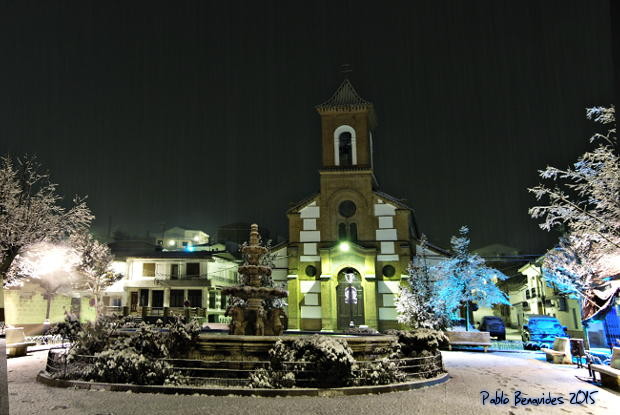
[382,265,396,277]
[305,265,317,277]
[338,200,356,218]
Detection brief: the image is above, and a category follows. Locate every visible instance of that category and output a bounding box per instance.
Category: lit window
[143,263,155,277]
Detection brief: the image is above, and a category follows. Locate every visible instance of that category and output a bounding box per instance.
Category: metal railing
[45,348,445,386]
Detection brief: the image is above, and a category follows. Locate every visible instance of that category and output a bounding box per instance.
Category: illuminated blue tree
[433,226,510,331]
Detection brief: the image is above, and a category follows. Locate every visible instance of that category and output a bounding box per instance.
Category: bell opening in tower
[339,131,353,166]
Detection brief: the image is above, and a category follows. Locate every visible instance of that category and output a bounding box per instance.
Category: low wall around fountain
[192,334,398,361]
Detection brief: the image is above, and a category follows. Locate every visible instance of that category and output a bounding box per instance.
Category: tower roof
[316,79,377,126]
[317,78,371,108]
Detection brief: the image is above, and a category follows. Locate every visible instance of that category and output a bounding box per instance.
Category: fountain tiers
[222,224,288,336]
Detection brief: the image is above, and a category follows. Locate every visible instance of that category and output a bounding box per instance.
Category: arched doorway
[336,267,364,330]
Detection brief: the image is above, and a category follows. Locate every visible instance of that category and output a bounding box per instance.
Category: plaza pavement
[7,349,619,415]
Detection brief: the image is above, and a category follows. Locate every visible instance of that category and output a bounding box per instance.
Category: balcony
[155,275,211,287]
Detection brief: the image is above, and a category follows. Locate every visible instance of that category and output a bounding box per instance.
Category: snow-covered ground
[7,350,619,415]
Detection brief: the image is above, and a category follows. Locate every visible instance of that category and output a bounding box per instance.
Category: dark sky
[0,1,615,254]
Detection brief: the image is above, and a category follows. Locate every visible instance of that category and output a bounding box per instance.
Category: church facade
[286,79,421,332]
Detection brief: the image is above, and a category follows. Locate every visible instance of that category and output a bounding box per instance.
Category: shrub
[69,317,120,357]
[48,318,82,343]
[58,315,201,386]
[386,329,448,356]
[122,322,168,358]
[285,335,358,388]
[410,349,443,378]
[84,346,177,385]
[358,357,406,385]
[249,367,296,389]
[249,335,358,388]
[164,317,201,358]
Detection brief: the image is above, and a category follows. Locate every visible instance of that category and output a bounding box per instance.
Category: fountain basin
[191,333,398,361]
[221,286,287,300]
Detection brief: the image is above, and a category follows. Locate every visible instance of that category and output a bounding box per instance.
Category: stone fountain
[222,224,288,336]
[193,224,393,364]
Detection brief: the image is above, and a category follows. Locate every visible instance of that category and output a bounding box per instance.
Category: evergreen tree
[396,235,448,329]
[433,226,510,330]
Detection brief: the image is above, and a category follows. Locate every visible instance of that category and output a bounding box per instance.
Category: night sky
[0,1,615,255]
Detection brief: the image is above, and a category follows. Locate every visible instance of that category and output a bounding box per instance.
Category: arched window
[339,132,352,166]
[333,125,357,166]
[349,223,358,242]
[338,223,347,240]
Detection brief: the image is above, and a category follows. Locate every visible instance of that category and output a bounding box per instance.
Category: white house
[112,250,239,323]
[510,262,583,336]
[157,226,210,251]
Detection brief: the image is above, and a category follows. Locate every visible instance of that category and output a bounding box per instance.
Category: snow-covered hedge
[249,335,357,388]
[48,318,82,343]
[386,329,449,356]
[85,347,177,385]
[55,315,199,385]
[249,335,405,389]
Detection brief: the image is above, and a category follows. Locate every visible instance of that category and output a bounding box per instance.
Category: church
[286,79,435,332]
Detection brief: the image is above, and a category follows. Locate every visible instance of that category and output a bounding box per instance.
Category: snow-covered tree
[0,155,93,284]
[395,235,448,330]
[541,234,600,297]
[433,226,510,330]
[71,232,122,318]
[6,241,80,321]
[529,106,619,321]
[529,106,619,255]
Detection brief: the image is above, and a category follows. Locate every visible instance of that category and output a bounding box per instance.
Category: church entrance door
[336,268,364,330]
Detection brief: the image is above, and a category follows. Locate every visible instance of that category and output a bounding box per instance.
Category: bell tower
[315,78,377,174]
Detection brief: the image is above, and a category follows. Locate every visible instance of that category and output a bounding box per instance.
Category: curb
[36,371,450,397]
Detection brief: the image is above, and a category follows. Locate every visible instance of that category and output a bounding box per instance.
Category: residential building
[157,226,210,250]
[110,249,239,323]
[512,262,583,337]
[3,280,96,335]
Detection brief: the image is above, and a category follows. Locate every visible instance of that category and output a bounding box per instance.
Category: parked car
[477,316,506,340]
[521,315,567,348]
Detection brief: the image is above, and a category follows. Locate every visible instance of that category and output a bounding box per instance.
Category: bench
[541,337,572,364]
[446,331,492,352]
[591,347,620,390]
[6,327,36,358]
